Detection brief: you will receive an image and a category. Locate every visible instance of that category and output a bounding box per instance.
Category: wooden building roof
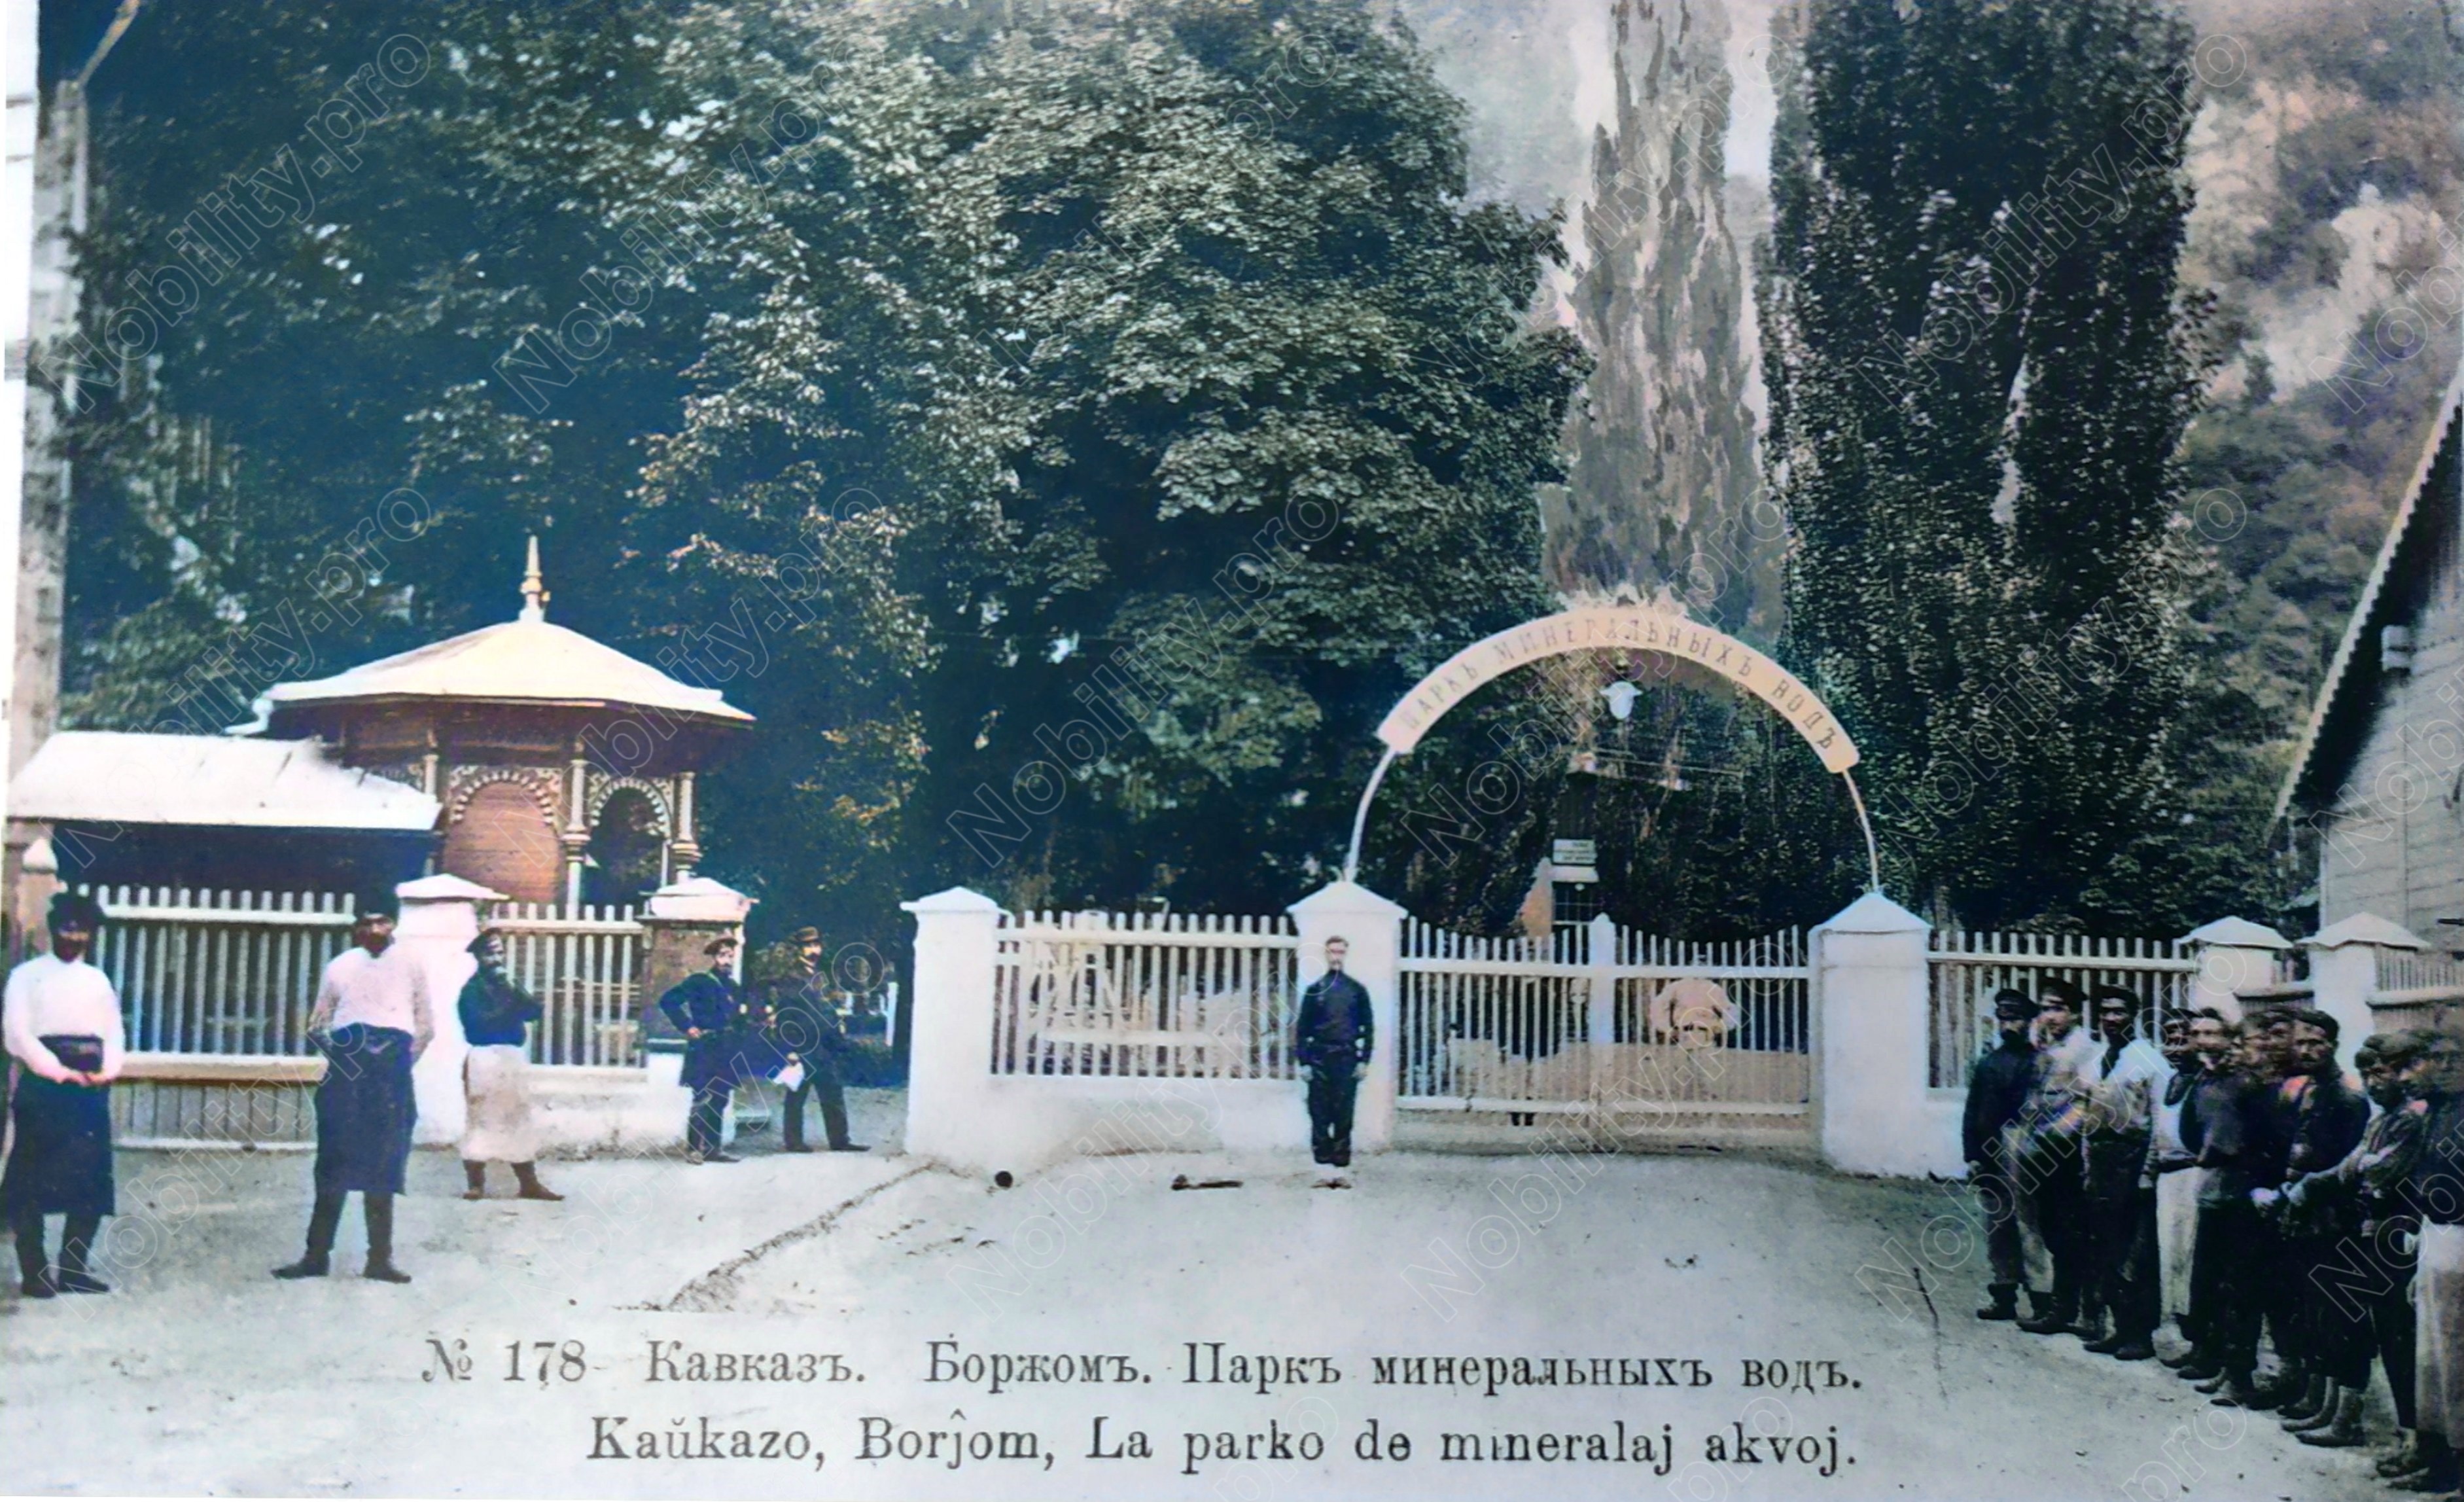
[12,732,440,830]
[2276,365,2464,822]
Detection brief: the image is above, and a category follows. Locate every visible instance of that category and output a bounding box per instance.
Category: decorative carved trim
[362,760,427,791]
[443,764,565,827]
[584,772,674,837]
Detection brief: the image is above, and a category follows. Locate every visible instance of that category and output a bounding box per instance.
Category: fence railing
[84,886,359,1056]
[1926,931,2200,1089]
[2378,949,2464,995]
[489,903,646,1068]
[991,911,1302,1079]
[82,888,649,1068]
[1396,918,1811,1113]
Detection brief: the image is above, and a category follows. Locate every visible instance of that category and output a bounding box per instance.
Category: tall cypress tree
[1762,0,2211,926]
[1551,0,1776,642]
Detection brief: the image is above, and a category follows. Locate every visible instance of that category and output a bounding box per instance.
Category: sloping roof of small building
[2276,365,2464,822]
[259,616,754,725]
[11,732,441,831]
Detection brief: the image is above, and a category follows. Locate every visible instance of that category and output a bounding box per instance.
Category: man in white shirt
[2,893,124,1298]
[2077,986,2174,1361]
[2015,978,2102,1334]
[274,908,432,1283]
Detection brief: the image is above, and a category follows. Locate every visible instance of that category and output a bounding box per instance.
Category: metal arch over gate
[1343,605,1882,888]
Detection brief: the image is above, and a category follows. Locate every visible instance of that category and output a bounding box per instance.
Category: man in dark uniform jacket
[661,936,748,1164]
[1963,988,2039,1321]
[2255,1010,2370,1423]
[768,927,864,1153]
[1294,937,1373,1170]
[2195,1014,2296,1406]
[2267,1031,2429,1454]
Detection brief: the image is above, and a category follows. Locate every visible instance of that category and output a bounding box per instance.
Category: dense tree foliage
[1761,0,2222,929]
[50,0,1581,937]
[50,0,2453,944]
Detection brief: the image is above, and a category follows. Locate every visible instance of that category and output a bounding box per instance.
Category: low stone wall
[107,1052,692,1154]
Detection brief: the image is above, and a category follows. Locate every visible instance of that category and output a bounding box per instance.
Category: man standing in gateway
[1294,937,1373,1178]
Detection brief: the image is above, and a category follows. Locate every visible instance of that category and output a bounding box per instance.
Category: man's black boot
[362,1194,412,1284]
[14,1212,54,1298]
[2280,1374,2334,1429]
[1977,1283,2020,1321]
[273,1191,343,1279]
[56,1215,109,1293]
[2017,1296,2076,1335]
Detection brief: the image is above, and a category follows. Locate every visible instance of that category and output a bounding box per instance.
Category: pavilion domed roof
[255,538,752,726]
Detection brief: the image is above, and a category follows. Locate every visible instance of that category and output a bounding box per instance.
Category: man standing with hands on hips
[1294,937,1373,1182]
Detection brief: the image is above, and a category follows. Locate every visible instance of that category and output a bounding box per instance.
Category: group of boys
[1967,978,2464,1491]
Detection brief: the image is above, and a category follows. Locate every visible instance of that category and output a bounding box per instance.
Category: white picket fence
[1926,931,2202,1088]
[490,901,648,1067]
[80,887,647,1068]
[991,910,1302,1079]
[976,908,2231,1117]
[85,886,360,1056]
[1396,916,1812,1115]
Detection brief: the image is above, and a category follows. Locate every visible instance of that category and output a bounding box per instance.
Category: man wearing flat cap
[3,892,124,1297]
[766,927,864,1153]
[2016,977,2101,1334]
[2076,984,2171,1359]
[660,935,749,1164]
[1963,987,2038,1321]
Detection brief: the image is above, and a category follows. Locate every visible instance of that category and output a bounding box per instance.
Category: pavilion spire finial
[519,535,550,622]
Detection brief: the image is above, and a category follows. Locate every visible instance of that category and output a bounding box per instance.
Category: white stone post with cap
[899,885,1006,1166]
[396,874,503,1146]
[1814,889,1953,1175]
[2304,914,2427,1074]
[2181,916,2293,1024]
[1287,881,1406,1154]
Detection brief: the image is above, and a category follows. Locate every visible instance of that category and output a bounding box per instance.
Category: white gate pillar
[1814,890,1954,1177]
[2305,914,2426,1074]
[1288,881,1407,1154]
[900,886,1005,1166]
[2182,916,2293,1024]
[395,874,502,1146]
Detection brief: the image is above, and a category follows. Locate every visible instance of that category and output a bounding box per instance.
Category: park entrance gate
[1393,912,1813,1149]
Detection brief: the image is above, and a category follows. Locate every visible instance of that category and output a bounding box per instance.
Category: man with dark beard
[2191,1020,2274,1406]
[1,893,123,1297]
[2255,1011,2370,1429]
[768,928,863,1154]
